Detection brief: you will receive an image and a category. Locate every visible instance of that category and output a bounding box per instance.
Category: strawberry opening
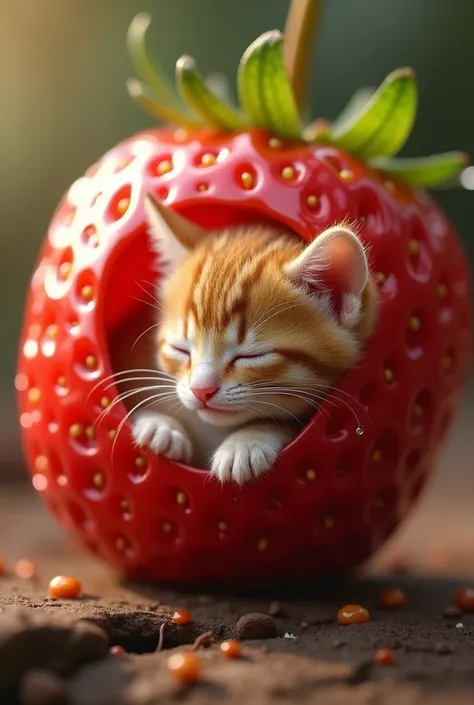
[100,201,314,472]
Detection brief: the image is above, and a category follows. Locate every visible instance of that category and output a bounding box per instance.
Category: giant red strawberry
[16,6,471,586]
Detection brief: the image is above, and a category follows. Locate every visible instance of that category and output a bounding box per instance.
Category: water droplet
[356,425,365,436]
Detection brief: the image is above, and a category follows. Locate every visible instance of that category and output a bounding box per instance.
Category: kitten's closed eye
[166,343,190,357]
[231,352,274,365]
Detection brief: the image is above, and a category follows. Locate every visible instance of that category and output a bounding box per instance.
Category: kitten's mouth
[198,406,236,416]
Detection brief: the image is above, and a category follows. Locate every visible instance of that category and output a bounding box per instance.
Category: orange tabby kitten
[130,195,377,485]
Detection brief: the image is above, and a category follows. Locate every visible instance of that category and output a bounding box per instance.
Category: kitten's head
[145,196,376,427]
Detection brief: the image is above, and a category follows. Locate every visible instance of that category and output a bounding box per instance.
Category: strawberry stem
[283,0,325,115]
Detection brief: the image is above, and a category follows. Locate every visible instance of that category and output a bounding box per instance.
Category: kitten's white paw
[132,412,193,463]
[211,428,287,485]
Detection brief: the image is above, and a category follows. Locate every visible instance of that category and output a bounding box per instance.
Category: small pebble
[300,621,309,630]
[442,605,462,619]
[268,601,285,618]
[435,641,454,655]
[234,613,278,640]
[19,669,67,705]
[333,640,347,649]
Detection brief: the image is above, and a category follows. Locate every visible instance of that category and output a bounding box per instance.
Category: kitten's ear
[284,225,369,328]
[144,194,206,273]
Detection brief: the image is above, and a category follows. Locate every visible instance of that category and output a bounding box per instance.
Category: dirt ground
[0,384,472,704]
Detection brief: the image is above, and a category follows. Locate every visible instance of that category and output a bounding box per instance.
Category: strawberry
[16,4,471,586]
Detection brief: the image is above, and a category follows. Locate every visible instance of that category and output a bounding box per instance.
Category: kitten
[130,195,377,485]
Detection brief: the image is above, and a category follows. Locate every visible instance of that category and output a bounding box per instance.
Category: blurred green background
[1,0,473,474]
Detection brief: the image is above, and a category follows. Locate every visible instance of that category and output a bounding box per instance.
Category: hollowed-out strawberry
[16,2,471,586]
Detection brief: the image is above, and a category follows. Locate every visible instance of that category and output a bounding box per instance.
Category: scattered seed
[167,651,202,684]
[48,575,82,599]
[220,639,242,659]
[110,645,126,656]
[337,604,370,625]
[454,588,474,612]
[171,609,192,625]
[375,648,396,665]
[15,559,37,580]
[379,587,406,609]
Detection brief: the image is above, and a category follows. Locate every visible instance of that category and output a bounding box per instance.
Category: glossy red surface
[16,127,472,586]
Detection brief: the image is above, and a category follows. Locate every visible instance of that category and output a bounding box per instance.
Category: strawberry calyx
[126,12,468,189]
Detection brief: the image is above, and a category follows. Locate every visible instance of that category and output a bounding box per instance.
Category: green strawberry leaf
[126,78,204,128]
[205,72,238,109]
[176,56,248,130]
[370,152,469,188]
[127,13,188,114]
[330,68,417,159]
[330,87,375,133]
[237,30,303,140]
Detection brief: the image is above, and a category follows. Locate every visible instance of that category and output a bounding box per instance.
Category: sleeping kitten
[130,195,377,485]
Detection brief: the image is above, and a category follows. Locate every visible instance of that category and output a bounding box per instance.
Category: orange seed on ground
[110,645,126,656]
[15,559,36,580]
[171,609,192,625]
[220,640,242,659]
[379,587,406,609]
[454,588,474,612]
[337,604,370,625]
[375,648,396,665]
[48,575,82,599]
[167,651,202,684]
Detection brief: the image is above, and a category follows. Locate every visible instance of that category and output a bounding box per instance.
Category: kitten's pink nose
[190,385,220,404]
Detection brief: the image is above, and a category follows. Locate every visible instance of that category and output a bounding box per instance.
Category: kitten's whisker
[249,390,331,420]
[130,295,163,314]
[252,302,303,335]
[102,377,175,392]
[252,400,303,426]
[96,386,176,427]
[134,278,162,308]
[249,386,362,427]
[111,392,177,461]
[251,294,285,331]
[314,385,371,422]
[131,322,161,350]
[89,368,174,397]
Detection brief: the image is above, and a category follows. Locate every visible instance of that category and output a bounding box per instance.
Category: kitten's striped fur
[129,197,377,485]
